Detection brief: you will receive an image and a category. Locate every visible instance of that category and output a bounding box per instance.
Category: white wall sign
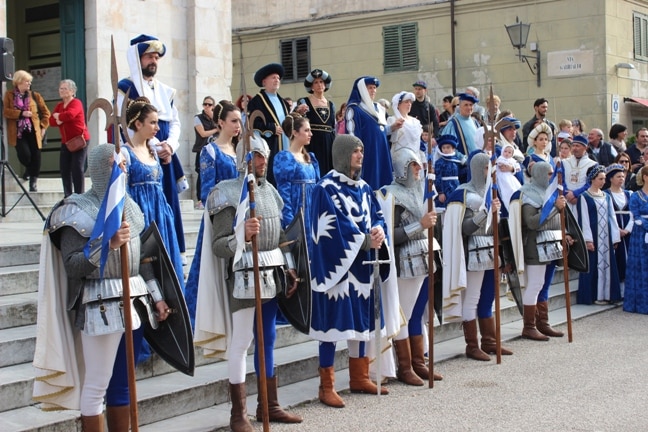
[547,50,594,77]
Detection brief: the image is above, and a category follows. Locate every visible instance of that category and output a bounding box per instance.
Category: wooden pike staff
[245,110,270,432]
[426,119,436,388]
[482,85,503,364]
[87,36,140,430]
[556,161,574,342]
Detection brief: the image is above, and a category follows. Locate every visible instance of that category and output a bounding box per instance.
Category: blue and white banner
[540,164,563,225]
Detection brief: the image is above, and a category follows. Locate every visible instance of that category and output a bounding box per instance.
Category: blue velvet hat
[572,134,588,147]
[130,34,166,58]
[437,134,458,148]
[254,63,285,87]
[458,93,479,104]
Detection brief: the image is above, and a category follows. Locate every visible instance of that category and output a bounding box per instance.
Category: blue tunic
[345,103,393,190]
[434,154,462,208]
[624,191,648,314]
[185,143,238,327]
[309,171,388,341]
[273,150,320,232]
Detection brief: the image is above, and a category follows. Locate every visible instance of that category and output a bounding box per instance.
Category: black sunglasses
[203,102,213,107]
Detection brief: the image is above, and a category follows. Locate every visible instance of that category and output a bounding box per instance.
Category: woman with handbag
[50,79,90,197]
[3,70,50,192]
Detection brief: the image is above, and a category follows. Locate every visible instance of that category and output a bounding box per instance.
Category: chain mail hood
[459,151,490,196]
[392,147,422,189]
[332,134,364,178]
[520,161,552,207]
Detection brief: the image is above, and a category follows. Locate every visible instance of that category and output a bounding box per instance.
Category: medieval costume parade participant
[441,93,480,160]
[624,166,648,314]
[508,161,568,341]
[387,91,424,161]
[376,147,443,384]
[563,134,597,213]
[310,134,392,408]
[434,134,465,210]
[247,63,290,186]
[345,76,393,190]
[33,144,171,431]
[442,152,502,361]
[185,101,241,326]
[194,135,302,430]
[577,164,621,305]
[117,34,187,265]
[274,112,320,234]
[604,163,633,283]
[295,69,336,175]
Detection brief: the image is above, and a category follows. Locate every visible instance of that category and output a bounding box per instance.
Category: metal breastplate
[85,237,142,279]
[399,208,426,241]
[252,183,283,251]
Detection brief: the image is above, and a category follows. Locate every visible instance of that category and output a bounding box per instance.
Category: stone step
[0,293,37,331]
[0,264,39,296]
[0,325,35,368]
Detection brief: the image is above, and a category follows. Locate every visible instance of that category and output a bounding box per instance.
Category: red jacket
[49,98,90,144]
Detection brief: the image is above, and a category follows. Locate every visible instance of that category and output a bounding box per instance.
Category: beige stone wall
[233,0,648,136]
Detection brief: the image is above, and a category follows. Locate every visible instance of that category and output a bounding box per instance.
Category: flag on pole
[233,152,253,264]
[480,158,495,231]
[84,151,127,277]
[540,163,563,225]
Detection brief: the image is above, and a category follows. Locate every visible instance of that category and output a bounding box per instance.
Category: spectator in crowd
[522,98,556,156]
[50,79,89,197]
[626,128,648,173]
[572,118,587,136]
[192,96,218,208]
[609,123,628,153]
[587,128,617,166]
[3,69,50,192]
[410,80,440,137]
[614,152,637,191]
[438,94,455,128]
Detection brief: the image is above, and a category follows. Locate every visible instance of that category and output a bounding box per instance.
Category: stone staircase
[0,176,609,431]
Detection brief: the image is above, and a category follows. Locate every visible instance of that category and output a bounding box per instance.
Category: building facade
[232,0,648,141]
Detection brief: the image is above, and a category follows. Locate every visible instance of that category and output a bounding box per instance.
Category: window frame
[383,22,419,73]
[279,37,310,83]
[633,11,648,62]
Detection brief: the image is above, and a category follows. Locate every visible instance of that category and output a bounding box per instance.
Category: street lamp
[505,18,541,87]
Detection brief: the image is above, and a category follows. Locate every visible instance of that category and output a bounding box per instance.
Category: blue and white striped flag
[233,152,254,264]
[540,164,563,225]
[480,158,495,231]
[84,151,126,277]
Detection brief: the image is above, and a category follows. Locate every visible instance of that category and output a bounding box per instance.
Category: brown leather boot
[463,320,491,361]
[229,382,254,432]
[522,305,550,341]
[106,405,129,432]
[394,338,424,386]
[348,356,388,395]
[318,366,345,408]
[256,376,303,423]
[536,301,564,337]
[410,335,443,381]
[478,317,513,355]
[81,413,105,432]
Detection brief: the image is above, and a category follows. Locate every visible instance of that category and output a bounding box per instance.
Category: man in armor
[508,161,568,341]
[194,134,301,431]
[32,144,171,431]
[377,147,443,385]
[309,134,391,408]
[442,152,501,361]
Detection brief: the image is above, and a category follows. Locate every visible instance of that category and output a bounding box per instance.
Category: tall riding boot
[29,176,38,192]
[394,338,424,386]
[229,382,254,432]
[348,357,388,395]
[81,413,105,432]
[478,317,513,355]
[106,405,130,432]
[463,320,491,361]
[256,376,302,423]
[522,305,550,341]
[536,301,564,337]
[410,335,443,381]
[318,366,345,408]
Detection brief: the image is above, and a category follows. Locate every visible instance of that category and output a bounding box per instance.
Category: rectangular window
[634,12,648,61]
[280,37,310,82]
[383,23,418,73]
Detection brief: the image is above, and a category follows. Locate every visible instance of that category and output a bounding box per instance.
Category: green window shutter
[383,23,418,73]
[634,12,648,62]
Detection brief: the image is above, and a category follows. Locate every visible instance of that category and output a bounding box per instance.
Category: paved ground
[263,307,648,432]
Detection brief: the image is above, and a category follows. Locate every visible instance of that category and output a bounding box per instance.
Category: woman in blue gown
[185,101,241,326]
[273,113,320,233]
[604,164,633,282]
[624,166,648,314]
[105,97,185,414]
